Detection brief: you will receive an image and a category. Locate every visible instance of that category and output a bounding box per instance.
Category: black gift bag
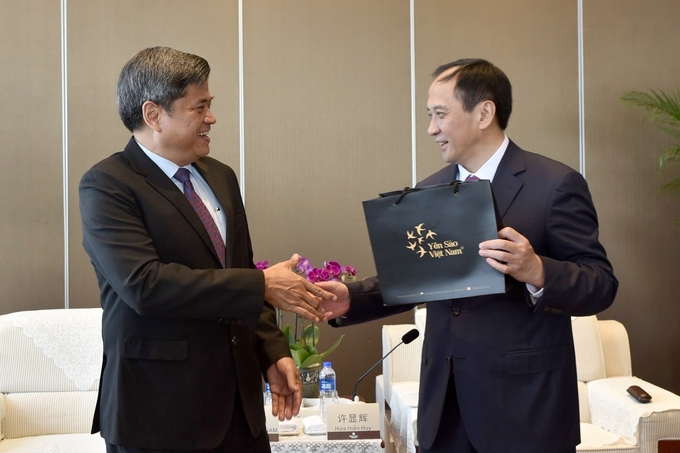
[362,180,505,305]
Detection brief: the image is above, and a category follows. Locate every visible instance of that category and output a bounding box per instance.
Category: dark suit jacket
[79,137,288,450]
[335,140,617,453]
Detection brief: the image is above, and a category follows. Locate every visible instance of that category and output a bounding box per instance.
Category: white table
[269,405,384,453]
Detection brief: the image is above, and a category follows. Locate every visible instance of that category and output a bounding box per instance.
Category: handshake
[262,254,350,322]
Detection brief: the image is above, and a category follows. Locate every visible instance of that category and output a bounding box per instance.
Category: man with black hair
[320,59,617,453]
[80,47,336,453]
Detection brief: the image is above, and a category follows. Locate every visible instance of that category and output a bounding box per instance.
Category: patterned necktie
[465,174,479,182]
[173,168,226,268]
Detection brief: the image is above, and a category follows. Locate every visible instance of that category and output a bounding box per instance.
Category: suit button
[452,307,461,316]
[231,336,238,345]
[237,320,244,325]
[445,357,452,365]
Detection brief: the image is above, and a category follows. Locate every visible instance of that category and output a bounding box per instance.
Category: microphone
[352,328,420,401]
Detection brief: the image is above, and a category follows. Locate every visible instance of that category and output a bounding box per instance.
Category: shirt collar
[457,135,509,182]
[136,140,193,179]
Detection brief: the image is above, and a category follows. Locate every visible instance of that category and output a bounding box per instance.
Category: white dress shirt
[456,135,543,299]
[137,141,227,242]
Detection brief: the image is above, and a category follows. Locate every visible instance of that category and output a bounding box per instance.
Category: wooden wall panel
[0,1,63,313]
[243,0,414,399]
[65,0,240,308]
[584,0,680,393]
[414,0,580,181]
[0,0,678,397]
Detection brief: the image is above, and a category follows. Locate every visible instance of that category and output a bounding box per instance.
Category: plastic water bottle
[263,382,272,406]
[319,361,338,421]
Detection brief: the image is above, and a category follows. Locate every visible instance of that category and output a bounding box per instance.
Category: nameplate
[325,402,380,440]
[264,407,280,442]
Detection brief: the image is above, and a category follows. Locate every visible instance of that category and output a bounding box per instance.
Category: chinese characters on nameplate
[325,403,380,440]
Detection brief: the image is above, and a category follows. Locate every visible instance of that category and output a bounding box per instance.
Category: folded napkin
[278,419,299,433]
[302,415,326,434]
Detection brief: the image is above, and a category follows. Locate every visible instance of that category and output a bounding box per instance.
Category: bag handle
[384,180,463,205]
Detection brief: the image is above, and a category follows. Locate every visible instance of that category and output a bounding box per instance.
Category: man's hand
[314,281,350,319]
[479,226,545,288]
[266,357,302,420]
[263,254,337,322]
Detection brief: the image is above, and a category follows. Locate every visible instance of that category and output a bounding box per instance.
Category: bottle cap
[323,361,331,367]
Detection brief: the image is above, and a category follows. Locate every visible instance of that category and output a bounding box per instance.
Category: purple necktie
[174,168,226,268]
[465,175,479,182]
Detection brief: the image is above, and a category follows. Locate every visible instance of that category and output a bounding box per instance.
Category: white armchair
[0,308,106,452]
[573,315,680,452]
[376,321,422,453]
[376,309,680,453]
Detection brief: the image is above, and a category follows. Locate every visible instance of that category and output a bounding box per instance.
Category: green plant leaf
[318,334,345,361]
[300,354,322,368]
[620,89,680,214]
[660,146,680,168]
[284,320,345,368]
[291,348,310,368]
[298,324,320,347]
[662,177,680,193]
[282,325,294,346]
[620,90,680,139]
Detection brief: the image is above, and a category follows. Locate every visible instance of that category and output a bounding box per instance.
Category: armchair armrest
[0,394,5,441]
[587,376,680,450]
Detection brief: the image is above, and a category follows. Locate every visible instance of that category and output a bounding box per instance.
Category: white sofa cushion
[414,307,426,334]
[0,432,105,453]
[588,376,680,446]
[0,309,102,393]
[382,324,421,404]
[578,381,591,423]
[577,423,638,451]
[3,392,97,439]
[597,320,632,378]
[0,393,4,441]
[572,316,607,382]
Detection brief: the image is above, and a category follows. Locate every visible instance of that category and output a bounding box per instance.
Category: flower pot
[298,363,322,398]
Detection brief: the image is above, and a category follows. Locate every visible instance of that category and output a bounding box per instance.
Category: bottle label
[320,378,336,392]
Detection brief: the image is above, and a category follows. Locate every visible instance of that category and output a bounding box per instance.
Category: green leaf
[282,325,294,346]
[620,90,680,140]
[300,354,322,368]
[291,348,310,368]
[662,177,680,193]
[318,334,344,361]
[620,88,680,213]
[660,146,680,168]
[299,324,320,347]
[284,319,345,368]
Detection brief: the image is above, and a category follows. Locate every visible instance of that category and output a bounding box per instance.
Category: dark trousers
[420,374,576,453]
[105,393,270,453]
[420,374,476,453]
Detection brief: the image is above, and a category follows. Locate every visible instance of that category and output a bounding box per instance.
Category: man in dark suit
[319,59,617,453]
[79,47,336,453]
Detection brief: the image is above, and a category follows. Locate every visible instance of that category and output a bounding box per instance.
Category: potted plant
[283,319,344,398]
[256,257,355,397]
[620,88,680,226]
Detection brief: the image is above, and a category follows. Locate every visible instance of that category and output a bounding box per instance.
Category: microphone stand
[352,341,404,402]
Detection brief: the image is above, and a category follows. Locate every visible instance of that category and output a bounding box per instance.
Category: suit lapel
[124,138,222,266]
[491,140,525,219]
[431,164,458,184]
